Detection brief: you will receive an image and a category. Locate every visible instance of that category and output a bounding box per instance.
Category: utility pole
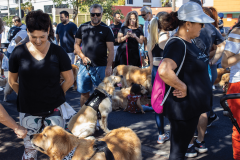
[18,0,21,18]
[172,0,176,12]
[53,1,56,22]
[8,0,10,19]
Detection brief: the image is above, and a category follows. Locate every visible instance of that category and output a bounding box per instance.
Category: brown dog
[31,126,142,160]
[219,73,230,93]
[113,65,152,93]
[112,86,150,111]
[214,68,230,85]
[60,64,79,90]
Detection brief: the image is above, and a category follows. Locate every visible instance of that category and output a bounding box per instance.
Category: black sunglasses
[140,13,148,17]
[90,13,101,17]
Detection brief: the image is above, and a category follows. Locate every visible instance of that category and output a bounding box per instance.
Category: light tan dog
[68,75,122,138]
[0,77,15,102]
[60,64,79,90]
[112,86,150,111]
[113,65,152,93]
[31,126,142,160]
[219,73,230,93]
[214,68,230,85]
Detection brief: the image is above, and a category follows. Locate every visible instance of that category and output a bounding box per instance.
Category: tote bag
[151,37,186,114]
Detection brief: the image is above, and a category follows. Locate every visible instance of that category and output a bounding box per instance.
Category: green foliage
[52,0,124,21]
[16,0,33,14]
[2,16,13,27]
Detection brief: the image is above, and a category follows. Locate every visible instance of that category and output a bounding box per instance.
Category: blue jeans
[142,105,154,112]
[209,65,218,116]
[152,65,165,135]
[77,64,106,93]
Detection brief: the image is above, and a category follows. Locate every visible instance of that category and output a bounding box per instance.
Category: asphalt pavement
[0,76,234,160]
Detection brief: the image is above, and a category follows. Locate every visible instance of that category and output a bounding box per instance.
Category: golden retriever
[214,68,230,85]
[113,65,152,93]
[219,73,230,93]
[68,75,122,138]
[31,126,142,160]
[112,86,150,111]
[60,64,79,90]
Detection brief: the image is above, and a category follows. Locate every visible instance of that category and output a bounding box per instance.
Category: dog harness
[62,147,77,160]
[85,89,112,119]
[62,141,114,160]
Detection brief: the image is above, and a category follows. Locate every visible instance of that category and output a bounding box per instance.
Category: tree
[16,0,34,14]
[53,0,124,22]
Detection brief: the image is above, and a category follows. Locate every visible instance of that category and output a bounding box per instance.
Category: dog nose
[30,135,33,140]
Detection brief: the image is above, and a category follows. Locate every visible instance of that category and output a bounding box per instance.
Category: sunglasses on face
[90,13,101,17]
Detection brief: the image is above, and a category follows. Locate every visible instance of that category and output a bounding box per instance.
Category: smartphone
[127,29,132,33]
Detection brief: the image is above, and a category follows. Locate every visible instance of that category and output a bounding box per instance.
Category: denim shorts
[77,64,106,93]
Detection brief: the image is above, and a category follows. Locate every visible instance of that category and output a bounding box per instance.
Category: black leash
[86,62,103,82]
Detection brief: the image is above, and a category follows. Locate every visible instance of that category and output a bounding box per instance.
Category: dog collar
[62,147,77,160]
[98,88,112,102]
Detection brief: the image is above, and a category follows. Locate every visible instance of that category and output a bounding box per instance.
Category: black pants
[168,115,200,160]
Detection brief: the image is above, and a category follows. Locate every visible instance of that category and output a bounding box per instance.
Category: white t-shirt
[1,25,10,43]
[7,30,28,53]
[224,28,240,83]
[144,18,154,39]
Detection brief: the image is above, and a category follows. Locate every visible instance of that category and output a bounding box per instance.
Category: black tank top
[152,33,167,58]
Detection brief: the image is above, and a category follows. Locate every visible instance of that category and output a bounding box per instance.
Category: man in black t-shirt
[109,12,122,67]
[74,4,114,107]
[56,11,77,64]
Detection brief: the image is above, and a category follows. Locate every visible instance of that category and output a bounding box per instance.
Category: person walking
[221,20,240,160]
[8,10,74,160]
[140,6,153,56]
[148,11,170,144]
[12,16,26,30]
[114,11,144,67]
[56,11,77,64]
[185,1,226,157]
[109,12,122,68]
[159,2,214,159]
[74,4,114,107]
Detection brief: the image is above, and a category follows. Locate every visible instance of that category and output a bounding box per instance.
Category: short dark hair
[13,16,21,22]
[60,11,69,18]
[26,10,54,41]
[90,4,103,13]
[130,84,142,95]
[113,12,120,17]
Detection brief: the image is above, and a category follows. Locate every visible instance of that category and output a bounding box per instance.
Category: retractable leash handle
[220,94,240,134]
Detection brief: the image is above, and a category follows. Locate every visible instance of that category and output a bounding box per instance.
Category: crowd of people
[0,0,240,159]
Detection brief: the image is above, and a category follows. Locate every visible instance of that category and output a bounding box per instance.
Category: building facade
[125,0,162,7]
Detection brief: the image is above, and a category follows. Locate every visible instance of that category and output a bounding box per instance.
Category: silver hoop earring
[187,29,189,32]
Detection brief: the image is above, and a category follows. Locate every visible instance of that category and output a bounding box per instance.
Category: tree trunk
[72,5,78,22]
[172,0,176,12]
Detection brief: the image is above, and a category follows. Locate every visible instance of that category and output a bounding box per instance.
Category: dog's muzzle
[31,143,45,152]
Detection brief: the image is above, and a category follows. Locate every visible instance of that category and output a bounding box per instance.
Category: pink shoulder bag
[151,37,186,114]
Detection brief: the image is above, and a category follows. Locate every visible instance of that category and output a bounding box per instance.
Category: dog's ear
[47,131,78,159]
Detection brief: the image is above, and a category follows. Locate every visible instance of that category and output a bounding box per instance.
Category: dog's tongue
[117,83,122,87]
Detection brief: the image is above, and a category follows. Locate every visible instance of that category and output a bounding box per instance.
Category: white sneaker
[157,132,170,144]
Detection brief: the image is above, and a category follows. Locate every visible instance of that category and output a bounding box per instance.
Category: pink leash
[126,39,129,65]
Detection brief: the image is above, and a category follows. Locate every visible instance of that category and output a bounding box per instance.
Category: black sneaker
[185,145,197,158]
[194,139,208,153]
[207,113,219,127]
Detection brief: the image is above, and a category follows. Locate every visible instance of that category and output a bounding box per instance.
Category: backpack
[7,26,21,42]
[151,37,187,114]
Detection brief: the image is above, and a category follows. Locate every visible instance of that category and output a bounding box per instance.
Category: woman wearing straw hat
[158,2,214,159]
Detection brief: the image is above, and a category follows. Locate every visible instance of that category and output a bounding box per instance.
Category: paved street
[0,76,234,160]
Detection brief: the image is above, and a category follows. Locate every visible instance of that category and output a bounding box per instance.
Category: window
[232,13,240,18]
[143,0,151,2]
[127,0,133,4]
[44,4,68,14]
[13,0,23,3]
[10,8,18,15]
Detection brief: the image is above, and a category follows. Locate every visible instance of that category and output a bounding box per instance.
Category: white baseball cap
[177,2,215,23]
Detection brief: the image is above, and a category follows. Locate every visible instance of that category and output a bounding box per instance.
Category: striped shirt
[224,27,240,83]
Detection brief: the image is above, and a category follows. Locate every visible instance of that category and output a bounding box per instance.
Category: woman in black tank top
[147,12,170,144]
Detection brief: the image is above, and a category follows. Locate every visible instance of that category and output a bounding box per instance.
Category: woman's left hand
[172,88,187,98]
[131,33,137,39]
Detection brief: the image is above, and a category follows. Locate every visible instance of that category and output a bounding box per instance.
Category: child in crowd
[124,84,153,114]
